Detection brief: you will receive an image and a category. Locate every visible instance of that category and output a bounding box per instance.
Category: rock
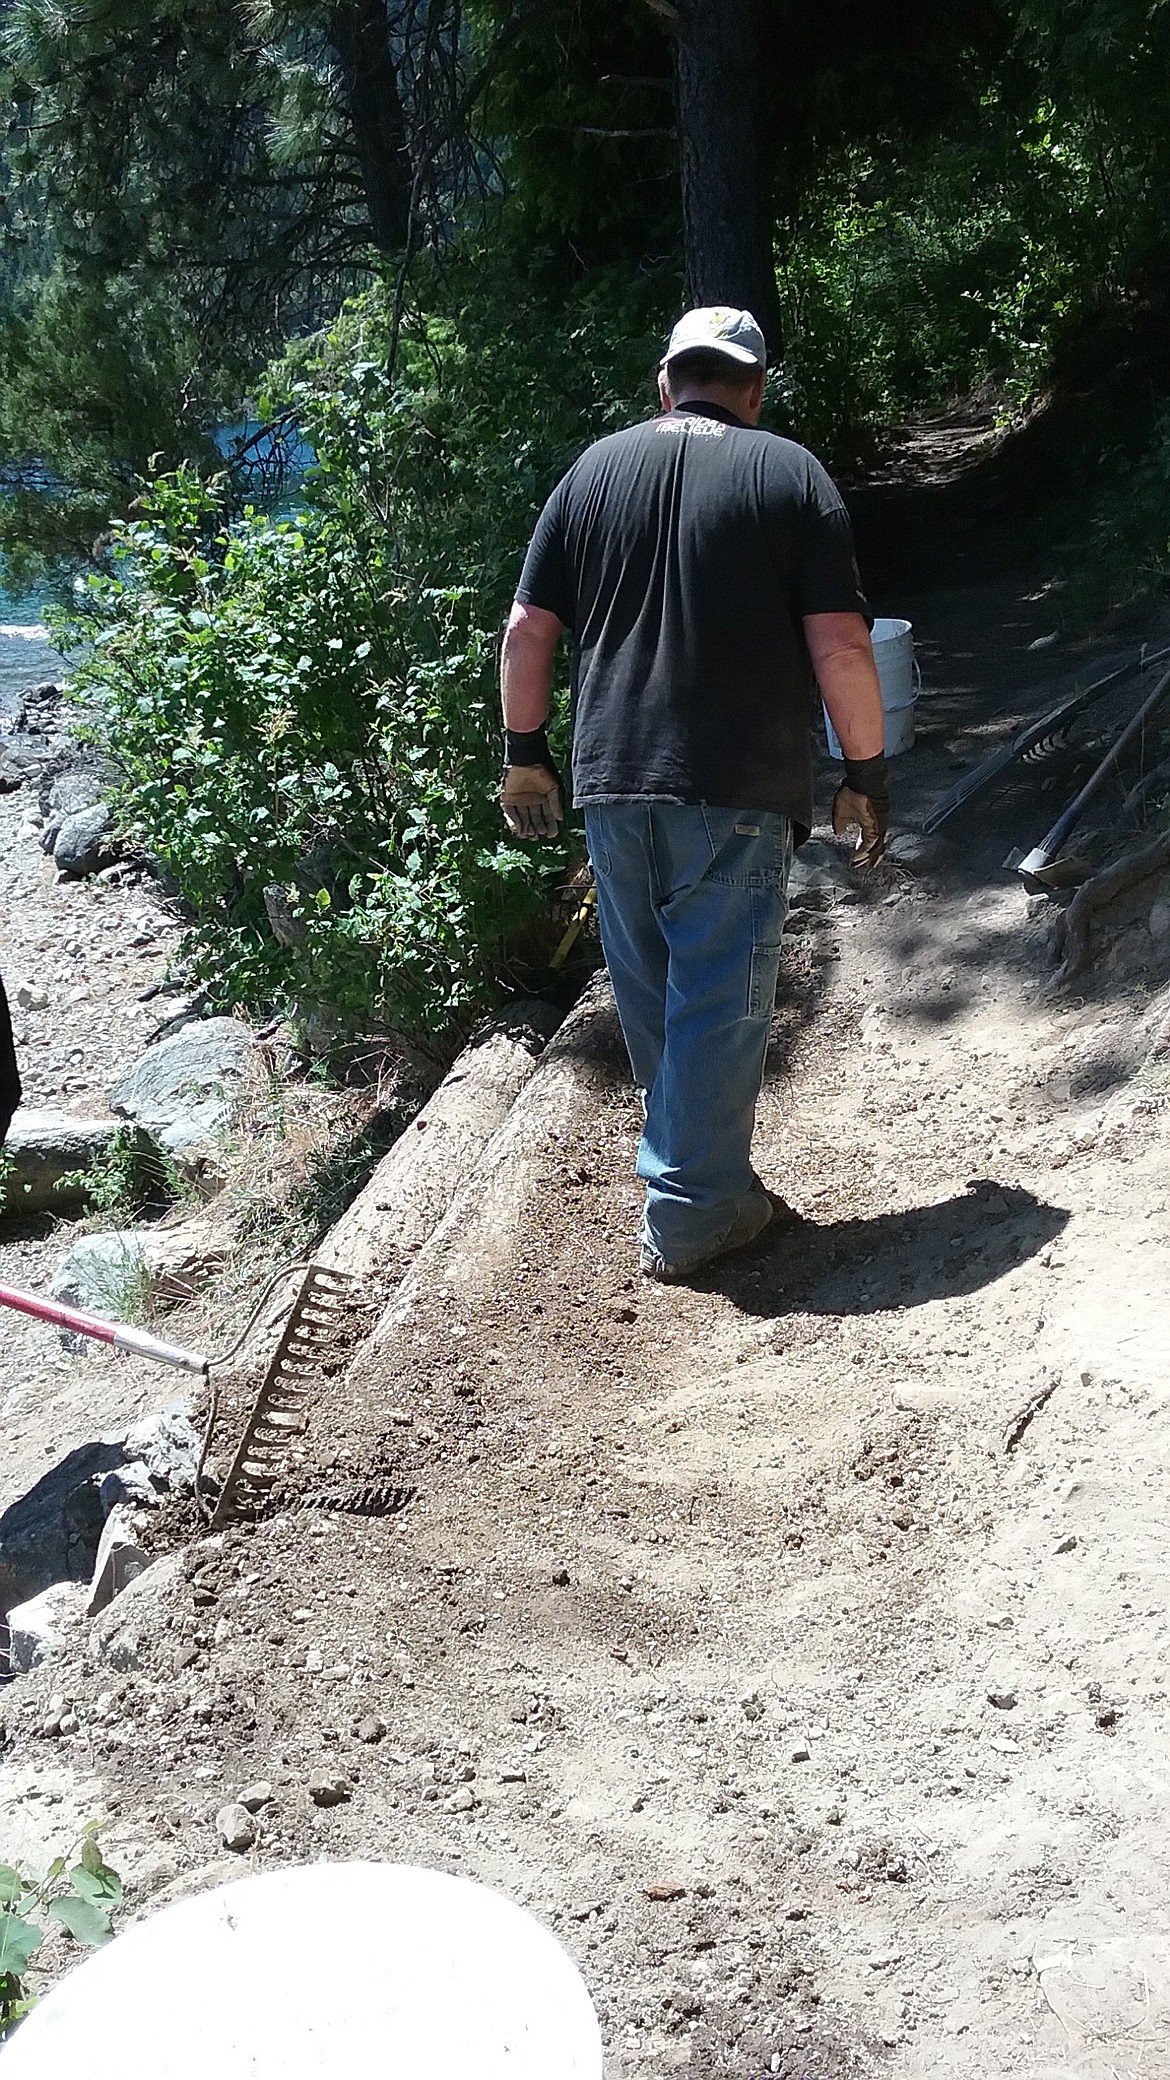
[987,1690,1017,1710]
[109,1018,254,1159]
[444,1787,476,1813]
[54,1228,227,1332]
[1096,1706,1118,1730]
[52,1233,150,1332]
[885,831,943,870]
[1149,899,1170,943]
[57,1711,80,1737]
[0,1110,163,1214]
[6,1583,88,1673]
[122,1407,201,1491]
[238,1782,274,1812]
[787,839,858,899]
[98,1463,160,1512]
[789,1742,811,1764]
[12,980,48,1011]
[892,1383,969,1414]
[53,803,113,877]
[44,768,103,822]
[263,885,307,949]
[217,1802,257,1852]
[90,1553,182,1672]
[550,1567,571,1588]
[0,745,45,793]
[355,1716,386,1745]
[86,1506,149,1618]
[0,1441,125,1614]
[308,1776,353,1808]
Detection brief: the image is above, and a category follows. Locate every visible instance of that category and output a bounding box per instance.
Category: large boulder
[52,1221,227,1324]
[51,1232,152,1332]
[1,1110,162,1215]
[53,801,114,877]
[6,1581,88,1674]
[109,1017,254,1160]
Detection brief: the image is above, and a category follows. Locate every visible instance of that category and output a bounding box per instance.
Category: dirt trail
[4,557,1170,2079]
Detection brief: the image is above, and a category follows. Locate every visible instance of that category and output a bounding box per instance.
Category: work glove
[501,726,564,841]
[832,751,889,870]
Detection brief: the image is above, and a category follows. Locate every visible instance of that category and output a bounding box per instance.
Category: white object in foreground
[1,1861,604,2078]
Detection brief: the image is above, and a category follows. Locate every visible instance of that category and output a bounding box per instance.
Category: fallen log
[1050,829,1170,991]
[316,999,563,1278]
[373,973,622,1343]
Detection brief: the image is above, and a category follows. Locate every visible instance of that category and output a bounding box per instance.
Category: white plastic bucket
[823,616,917,759]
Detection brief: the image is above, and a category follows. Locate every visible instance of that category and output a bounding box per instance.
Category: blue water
[0,581,55,627]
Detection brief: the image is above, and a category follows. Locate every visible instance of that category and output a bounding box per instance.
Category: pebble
[987,1691,1017,1710]
[308,1775,353,1807]
[355,1715,386,1744]
[217,1802,257,1852]
[444,1787,476,1813]
[789,1743,811,1763]
[238,1781,274,1812]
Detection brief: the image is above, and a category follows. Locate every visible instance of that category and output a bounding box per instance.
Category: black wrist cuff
[505,726,554,770]
[842,751,889,812]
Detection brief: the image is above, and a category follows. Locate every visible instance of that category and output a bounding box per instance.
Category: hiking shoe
[640,1186,791,1284]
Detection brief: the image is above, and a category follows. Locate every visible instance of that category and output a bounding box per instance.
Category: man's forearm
[815,647,884,760]
[501,602,562,732]
[803,611,884,760]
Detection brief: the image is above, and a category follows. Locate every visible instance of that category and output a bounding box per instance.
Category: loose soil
[3,540,1170,2078]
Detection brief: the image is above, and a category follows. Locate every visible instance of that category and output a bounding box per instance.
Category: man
[0,971,21,1144]
[500,305,887,1282]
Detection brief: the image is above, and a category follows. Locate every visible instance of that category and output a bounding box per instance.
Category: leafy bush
[1077,407,1170,612]
[779,117,1100,452]
[0,1831,123,2041]
[63,250,663,1045]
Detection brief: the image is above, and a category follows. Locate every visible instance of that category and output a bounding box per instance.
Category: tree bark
[671,0,780,353]
[329,0,413,253]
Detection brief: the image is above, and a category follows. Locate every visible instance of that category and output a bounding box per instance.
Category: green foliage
[1069,408,1170,616]
[62,251,661,1039]
[0,1831,123,2042]
[56,1126,191,1223]
[776,106,1103,452]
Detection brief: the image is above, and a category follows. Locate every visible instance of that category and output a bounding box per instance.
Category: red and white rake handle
[0,1278,209,1377]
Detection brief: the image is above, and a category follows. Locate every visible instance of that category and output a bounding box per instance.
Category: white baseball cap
[662,305,767,370]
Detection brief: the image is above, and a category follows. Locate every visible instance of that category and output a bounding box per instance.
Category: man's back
[516,402,868,826]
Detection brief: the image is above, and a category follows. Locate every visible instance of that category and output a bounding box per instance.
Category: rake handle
[0,1278,209,1376]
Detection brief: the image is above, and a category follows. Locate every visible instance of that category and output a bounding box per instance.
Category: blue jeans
[584,802,792,1263]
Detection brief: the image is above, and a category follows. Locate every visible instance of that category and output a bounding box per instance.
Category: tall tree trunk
[330,0,413,252]
[672,0,780,354]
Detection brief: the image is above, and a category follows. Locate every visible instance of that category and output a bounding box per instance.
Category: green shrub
[1,1831,123,2041]
[61,251,662,1046]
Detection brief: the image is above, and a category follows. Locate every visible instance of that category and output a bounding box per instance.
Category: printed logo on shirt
[655,416,726,439]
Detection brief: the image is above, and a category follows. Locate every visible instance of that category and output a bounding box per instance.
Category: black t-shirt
[515,401,869,830]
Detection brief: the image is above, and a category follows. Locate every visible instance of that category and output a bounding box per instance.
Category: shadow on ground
[700,1181,1070,1317]
[0,1439,125,1610]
